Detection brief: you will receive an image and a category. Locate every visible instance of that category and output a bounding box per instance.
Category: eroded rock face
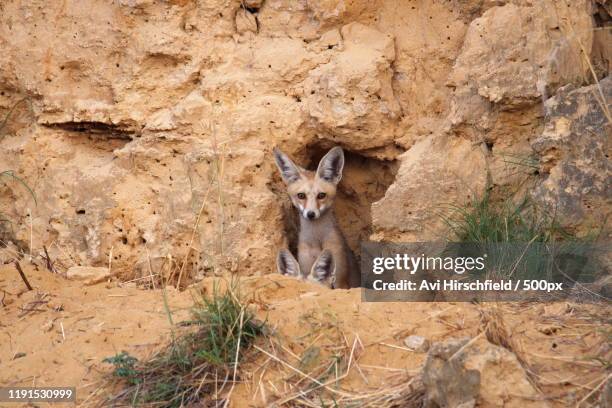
[302,23,401,149]
[0,0,606,280]
[531,77,612,230]
[448,0,593,139]
[423,337,549,408]
[372,135,488,242]
[443,0,596,191]
[450,2,592,110]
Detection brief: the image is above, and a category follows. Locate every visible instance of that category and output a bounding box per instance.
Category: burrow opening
[276,141,399,261]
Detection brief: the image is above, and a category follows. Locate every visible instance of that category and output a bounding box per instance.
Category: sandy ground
[1,263,610,407]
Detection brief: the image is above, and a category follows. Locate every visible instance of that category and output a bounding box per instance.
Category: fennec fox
[277,248,335,288]
[273,146,360,289]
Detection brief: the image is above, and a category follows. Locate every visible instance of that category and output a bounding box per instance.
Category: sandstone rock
[235,9,258,34]
[307,0,347,23]
[305,0,376,26]
[445,0,594,170]
[372,134,487,242]
[302,22,400,150]
[449,2,592,110]
[145,109,176,131]
[423,337,548,408]
[243,0,263,9]
[66,266,110,282]
[0,0,604,282]
[318,29,342,50]
[531,77,611,231]
[404,335,430,353]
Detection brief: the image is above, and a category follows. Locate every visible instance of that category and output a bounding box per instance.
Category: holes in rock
[274,141,399,259]
[76,209,86,215]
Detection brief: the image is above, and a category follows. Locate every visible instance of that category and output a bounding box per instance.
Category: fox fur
[273,146,360,289]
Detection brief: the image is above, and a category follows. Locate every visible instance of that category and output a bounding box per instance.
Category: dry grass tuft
[344,376,425,408]
[246,310,426,408]
[96,281,263,407]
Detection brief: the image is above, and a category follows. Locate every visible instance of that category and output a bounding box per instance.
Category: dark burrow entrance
[276,141,399,262]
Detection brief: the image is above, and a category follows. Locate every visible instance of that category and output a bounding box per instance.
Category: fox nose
[307,211,316,220]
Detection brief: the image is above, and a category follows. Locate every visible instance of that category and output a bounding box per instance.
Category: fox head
[273,146,344,221]
[276,248,336,288]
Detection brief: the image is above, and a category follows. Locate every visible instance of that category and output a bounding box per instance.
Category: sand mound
[1,264,609,407]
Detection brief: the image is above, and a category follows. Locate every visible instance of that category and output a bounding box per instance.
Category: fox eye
[297,193,306,199]
[317,192,327,199]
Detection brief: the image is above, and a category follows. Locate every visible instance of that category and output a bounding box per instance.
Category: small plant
[103,352,140,385]
[103,280,264,407]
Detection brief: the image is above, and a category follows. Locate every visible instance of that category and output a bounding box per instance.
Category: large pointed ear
[316,147,344,185]
[273,148,301,184]
[277,249,301,277]
[311,250,335,282]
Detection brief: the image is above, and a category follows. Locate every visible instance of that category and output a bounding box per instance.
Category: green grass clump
[104,282,263,407]
[189,285,261,365]
[439,191,602,285]
[441,192,565,244]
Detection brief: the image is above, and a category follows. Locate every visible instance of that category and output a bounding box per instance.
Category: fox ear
[311,250,335,282]
[316,147,344,185]
[277,249,301,277]
[273,148,301,184]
